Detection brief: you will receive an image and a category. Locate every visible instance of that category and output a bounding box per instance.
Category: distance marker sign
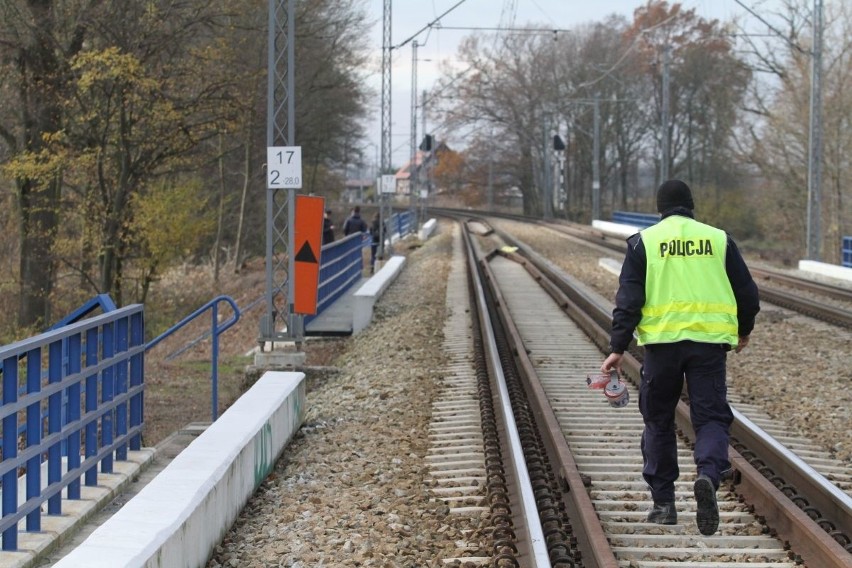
[267,146,302,189]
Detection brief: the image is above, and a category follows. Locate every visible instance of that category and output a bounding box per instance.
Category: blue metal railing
[393,211,413,237]
[0,295,120,456]
[612,211,659,229]
[0,305,144,551]
[46,294,118,331]
[305,232,369,327]
[145,296,240,421]
[842,236,852,268]
[303,211,415,328]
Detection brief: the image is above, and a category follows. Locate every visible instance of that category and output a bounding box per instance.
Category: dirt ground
[141,255,357,447]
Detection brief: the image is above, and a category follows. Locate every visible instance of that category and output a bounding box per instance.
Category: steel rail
[461,221,552,566]
[756,284,852,328]
[480,250,618,568]
[751,266,852,303]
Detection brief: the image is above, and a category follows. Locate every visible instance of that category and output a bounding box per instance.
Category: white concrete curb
[798,260,852,283]
[419,219,437,241]
[592,220,640,238]
[352,256,406,334]
[598,257,622,276]
[52,372,306,568]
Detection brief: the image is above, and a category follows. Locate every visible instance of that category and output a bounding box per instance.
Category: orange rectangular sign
[293,195,325,315]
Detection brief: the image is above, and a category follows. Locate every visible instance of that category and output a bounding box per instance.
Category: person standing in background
[600,179,760,536]
[322,209,335,245]
[369,212,386,275]
[342,205,367,236]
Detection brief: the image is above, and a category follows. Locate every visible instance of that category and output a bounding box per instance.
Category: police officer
[600,179,760,536]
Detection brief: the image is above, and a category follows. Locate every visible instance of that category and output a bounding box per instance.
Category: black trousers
[639,341,733,503]
[370,243,379,269]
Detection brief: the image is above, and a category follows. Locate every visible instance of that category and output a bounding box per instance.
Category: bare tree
[737,0,852,261]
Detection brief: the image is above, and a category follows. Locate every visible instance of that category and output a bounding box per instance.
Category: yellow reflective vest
[637,215,738,347]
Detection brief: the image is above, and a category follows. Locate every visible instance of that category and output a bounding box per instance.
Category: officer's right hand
[735,335,750,353]
[601,352,622,374]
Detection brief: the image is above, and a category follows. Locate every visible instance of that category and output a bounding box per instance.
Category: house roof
[395,150,428,180]
[394,141,453,179]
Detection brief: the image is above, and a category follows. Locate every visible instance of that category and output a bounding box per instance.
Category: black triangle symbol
[295,241,318,264]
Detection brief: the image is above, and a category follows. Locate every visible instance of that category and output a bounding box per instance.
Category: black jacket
[322,218,335,245]
[343,214,367,236]
[609,208,760,354]
[370,218,387,244]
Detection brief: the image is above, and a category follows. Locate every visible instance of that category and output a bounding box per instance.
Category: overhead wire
[394,0,472,50]
[731,0,809,55]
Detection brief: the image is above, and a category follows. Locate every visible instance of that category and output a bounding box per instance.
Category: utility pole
[661,44,671,184]
[543,115,552,220]
[551,131,565,215]
[410,41,418,222]
[261,0,299,351]
[487,130,494,212]
[379,0,392,260]
[420,89,429,222]
[806,0,823,260]
[592,95,601,221]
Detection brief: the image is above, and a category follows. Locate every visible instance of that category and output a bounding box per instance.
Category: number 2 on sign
[267,146,302,189]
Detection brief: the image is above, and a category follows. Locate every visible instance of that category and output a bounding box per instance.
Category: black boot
[694,474,719,535]
[646,501,677,525]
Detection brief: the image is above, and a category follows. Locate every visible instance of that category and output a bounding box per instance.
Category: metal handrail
[0,305,144,550]
[145,296,240,421]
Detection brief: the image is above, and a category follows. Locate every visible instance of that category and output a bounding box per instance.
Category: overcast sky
[360,0,787,170]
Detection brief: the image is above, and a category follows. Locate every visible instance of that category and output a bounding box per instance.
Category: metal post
[410,41,418,225]
[592,96,601,221]
[379,0,392,261]
[285,0,301,341]
[420,89,428,221]
[487,130,494,211]
[661,44,671,184]
[806,0,823,260]
[553,149,560,216]
[543,114,552,220]
[262,0,299,346]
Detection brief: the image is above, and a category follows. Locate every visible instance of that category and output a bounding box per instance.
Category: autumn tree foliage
[0,0,371,329]
[431,149,468,200]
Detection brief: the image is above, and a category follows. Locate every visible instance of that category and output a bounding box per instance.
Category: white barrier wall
[53,371,306,568]
[591,220,640,238]
[353,256,406,334]
[598,257,622,276]
[798,260,852,283]
[419,219,437,241]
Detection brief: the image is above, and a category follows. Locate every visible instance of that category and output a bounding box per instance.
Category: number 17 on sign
[267,146,302,189]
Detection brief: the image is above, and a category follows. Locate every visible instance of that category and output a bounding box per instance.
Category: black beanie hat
[656,179,694,213]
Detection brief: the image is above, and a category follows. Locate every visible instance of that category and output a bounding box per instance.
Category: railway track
[451,216,852,566]
[545,220,852,329]
[432,207,852,329]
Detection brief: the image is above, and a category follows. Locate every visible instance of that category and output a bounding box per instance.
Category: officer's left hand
[735,335,750,353]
